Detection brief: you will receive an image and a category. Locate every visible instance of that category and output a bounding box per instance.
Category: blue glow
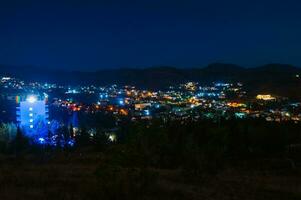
[197,92,205,97]
[235,112,246,119]
[100,93,109,99]
[214,83,230,87]
[144,110,150,116]
[38,137,45,144]
[68,139,75,147]
[197,92,219,98]
[17,97,49,141]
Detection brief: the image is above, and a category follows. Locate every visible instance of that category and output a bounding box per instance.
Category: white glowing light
[30,125,34,128]
[144,110,150,116]
[29,119,33,123]
[29,107,33,111]
[27,96,37,103]
[38,138,45,144]
[109,134,117,142]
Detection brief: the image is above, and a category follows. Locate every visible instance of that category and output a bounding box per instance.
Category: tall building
[16,95,49,137]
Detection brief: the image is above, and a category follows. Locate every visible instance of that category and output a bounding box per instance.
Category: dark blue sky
[1,0,301,70]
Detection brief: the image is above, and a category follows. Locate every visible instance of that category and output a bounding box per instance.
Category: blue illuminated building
[16,95,49,138]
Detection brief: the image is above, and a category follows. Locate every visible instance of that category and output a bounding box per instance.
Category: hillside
[1,63,301,99]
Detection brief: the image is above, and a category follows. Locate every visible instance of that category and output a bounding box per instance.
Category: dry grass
[0,153,300,200]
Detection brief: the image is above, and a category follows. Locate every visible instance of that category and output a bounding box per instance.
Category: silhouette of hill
[1,63,301,99]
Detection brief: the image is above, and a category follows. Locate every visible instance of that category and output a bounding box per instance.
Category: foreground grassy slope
[0,152,301,200]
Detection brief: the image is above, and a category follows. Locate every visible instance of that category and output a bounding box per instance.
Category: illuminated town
[0,75,300,145]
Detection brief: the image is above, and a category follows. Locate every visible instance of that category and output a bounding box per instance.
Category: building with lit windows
[16,95,49,137]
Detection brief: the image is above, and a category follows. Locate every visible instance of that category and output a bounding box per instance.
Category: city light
[256,94,276,101]
[38,137,45,144]
[108,134,117,142]
[27,95,37,103]
[1,74,300,147]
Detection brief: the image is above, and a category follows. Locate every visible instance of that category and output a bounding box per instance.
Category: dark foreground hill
[1,152,300,200]
[1,118,301,200]
[1,63,301,99]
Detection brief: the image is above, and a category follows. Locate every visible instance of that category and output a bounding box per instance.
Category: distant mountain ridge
[1,63,301,99]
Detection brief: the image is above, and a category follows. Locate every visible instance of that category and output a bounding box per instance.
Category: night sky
[1,0,301,70]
